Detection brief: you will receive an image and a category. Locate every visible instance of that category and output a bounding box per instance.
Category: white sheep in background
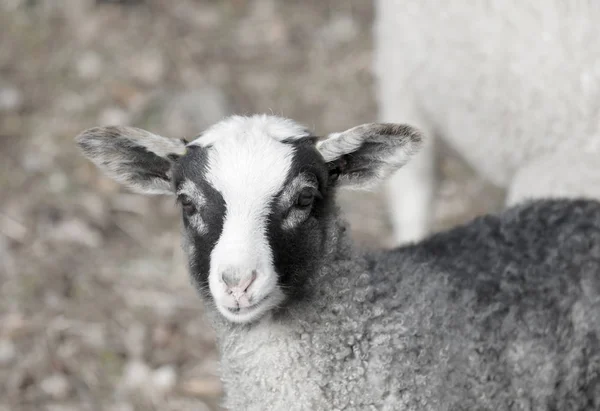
[77,115,600,411]
[376,0,600,245]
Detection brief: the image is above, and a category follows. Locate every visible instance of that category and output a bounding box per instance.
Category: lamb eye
[296,188,315,208]
[180,196,196,214]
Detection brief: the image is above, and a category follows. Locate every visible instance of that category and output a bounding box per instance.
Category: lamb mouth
[225,295,269,314]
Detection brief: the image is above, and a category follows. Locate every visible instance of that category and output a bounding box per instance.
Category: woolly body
[75,115,600,410]
[213,199,600,411]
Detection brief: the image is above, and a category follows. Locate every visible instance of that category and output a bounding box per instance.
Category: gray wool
[203,199,600,411]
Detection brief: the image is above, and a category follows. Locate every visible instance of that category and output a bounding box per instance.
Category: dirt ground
[0,1,504,410]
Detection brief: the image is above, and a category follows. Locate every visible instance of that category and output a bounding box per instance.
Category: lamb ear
[76,126,187,195]
[316,123,423,189]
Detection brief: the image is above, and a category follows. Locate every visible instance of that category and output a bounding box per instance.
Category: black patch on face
[267,138,336,303]
[172,145,226,297]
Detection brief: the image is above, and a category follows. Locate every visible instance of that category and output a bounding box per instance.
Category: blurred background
[0,1,503,410]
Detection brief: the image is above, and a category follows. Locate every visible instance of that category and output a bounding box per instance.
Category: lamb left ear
[316,123,423,189]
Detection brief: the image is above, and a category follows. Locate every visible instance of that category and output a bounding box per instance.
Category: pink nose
[221,269,257,299]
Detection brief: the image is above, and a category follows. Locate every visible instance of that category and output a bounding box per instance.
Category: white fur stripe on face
[198,116,308,322]
[189,115,311,148]
[206,132,295,272]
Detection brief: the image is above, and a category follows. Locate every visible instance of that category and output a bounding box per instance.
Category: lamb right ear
[76,126,187,195]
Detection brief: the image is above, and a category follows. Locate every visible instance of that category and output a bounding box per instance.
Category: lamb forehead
[188,114,312,147]
[187,115,313,208]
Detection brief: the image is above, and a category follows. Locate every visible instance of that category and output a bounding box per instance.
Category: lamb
[76,114,600,411]
[375,0,600,245]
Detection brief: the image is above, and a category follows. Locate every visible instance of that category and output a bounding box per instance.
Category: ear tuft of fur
[317,123,423,189]
[76,126,187,195]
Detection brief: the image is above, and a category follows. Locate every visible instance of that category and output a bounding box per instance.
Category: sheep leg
[384,122,437,246]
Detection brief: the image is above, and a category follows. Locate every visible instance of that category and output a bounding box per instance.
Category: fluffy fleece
[76,114,600,410]
[210,199,600,411]
[375,0,600,244]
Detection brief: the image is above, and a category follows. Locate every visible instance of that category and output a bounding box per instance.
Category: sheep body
[75,115,600,410]
[376,0,600,243]
[212,199,600,411]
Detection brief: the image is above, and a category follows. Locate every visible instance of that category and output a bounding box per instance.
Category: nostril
[243,270,258,293]
[221,269,236,287]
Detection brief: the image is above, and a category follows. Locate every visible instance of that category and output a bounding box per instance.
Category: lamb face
[174,117,334,323]
[76,114,422,324]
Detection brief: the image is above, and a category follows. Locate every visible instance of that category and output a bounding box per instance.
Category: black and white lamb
[76,114,600,411]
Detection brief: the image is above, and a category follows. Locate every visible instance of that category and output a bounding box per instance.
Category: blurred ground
[0,1,504,410]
